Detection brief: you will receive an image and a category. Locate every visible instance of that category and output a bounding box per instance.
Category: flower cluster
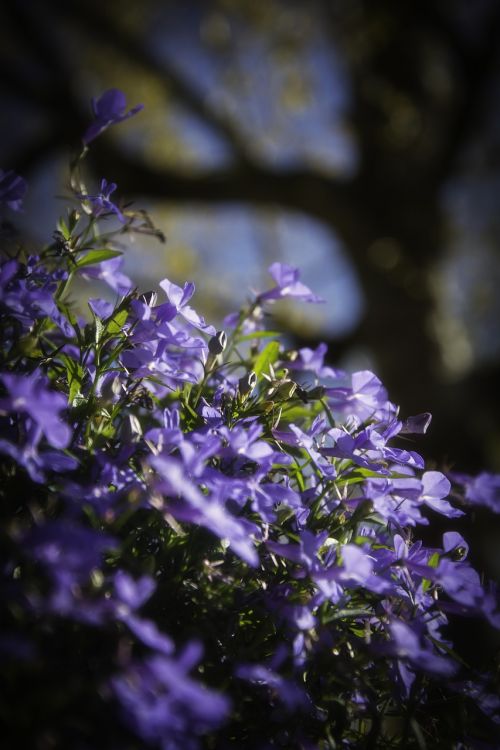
[1,91,499,749]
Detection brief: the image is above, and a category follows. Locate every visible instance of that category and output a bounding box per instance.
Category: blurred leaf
[238,330,281,343]
[253,341,280,380]
[59,353,84,406]
[76,249,122,268]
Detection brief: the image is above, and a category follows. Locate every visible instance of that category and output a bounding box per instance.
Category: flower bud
[238,371,257,398]
[121,413,143,442]
[208,330,227,356]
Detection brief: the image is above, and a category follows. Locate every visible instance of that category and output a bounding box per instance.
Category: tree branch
[46,0,256,166]
[90,138,369,250]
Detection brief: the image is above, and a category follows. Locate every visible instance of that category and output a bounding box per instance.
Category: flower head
[0,372,71,448]
[83,88,144,145]
[258,262,324,303]
[159,277,216,334]
[0,169,27,211]
[80,178,125,222]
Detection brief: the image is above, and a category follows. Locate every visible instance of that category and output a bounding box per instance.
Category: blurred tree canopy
[1,0,500,474]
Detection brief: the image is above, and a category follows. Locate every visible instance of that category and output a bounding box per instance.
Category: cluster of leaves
[1,91,500,750]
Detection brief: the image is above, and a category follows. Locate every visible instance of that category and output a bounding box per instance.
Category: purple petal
[159,278,184,308]
[93,88,127,119]
[443,531,469,559]
[268,262,299,288]
[400,412,432,435]
[115,571,156,609]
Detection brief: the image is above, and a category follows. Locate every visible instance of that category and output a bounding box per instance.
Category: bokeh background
[1,2,499,485]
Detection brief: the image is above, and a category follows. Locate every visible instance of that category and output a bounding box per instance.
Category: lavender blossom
[80,178,126,222]
[0,372,71,448]
[82,255,133,295]
[0,169,27,211]
[83,88,144,145]
[258,262,324,303]
[159,277,216,334]
[112,651,229,749]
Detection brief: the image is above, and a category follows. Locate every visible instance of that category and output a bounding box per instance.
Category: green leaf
[94,316,105,345]
[428,551,440,568]
[106,308,128,335]
[291,460,306,492]
[252,340,280,380]
[76,249,122,268]
[422,551,440,592]
[59,353,84,406]
[410,718,427,750]
[57,218,70,240]
[238,330,281,343]
[280,402,322,422]
[322,608,374,624]
[336,468,387,487]
[68,209,80,233]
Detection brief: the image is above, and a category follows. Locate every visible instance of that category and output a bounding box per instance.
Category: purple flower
[320,425,388,474]
[364,476,426,526]
[113,570,174,655]
[231,457,301,523]
[236,663,307,710]
[0,257,74,338]
[0,372,71,448]
[267,529,329,570]
[124,615,175,656]
[24,519,117,623]
[337,544,393,594]
[218,422,275,462]
[420,471,463,518]
[0,169,27,211]
[0,421,77,483]
[442,531,469,560]
[386,620,457,697]
[88,297,114,319]
[150,454,259,566]
[454,472,500,513]
[326,370,395,422]
[159,277,216,334]
[114,570,156,609]
[80,179,126,222]
[82,255,133,296]
[434,558,484,608]
[111,650,229,747]
[393,534,428,566]
[83,88,144,145]
[275,420,336,478]
[400,412,432,435]
[26,520,116,580]
[460,680,500,725]
[286,342,342,380]
[258,262,324,303]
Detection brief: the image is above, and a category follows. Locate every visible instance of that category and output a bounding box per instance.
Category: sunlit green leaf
[76,248,122,268]
[253,340,280,380]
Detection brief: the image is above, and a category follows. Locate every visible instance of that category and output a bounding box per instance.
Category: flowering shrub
[1,91,500,749]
